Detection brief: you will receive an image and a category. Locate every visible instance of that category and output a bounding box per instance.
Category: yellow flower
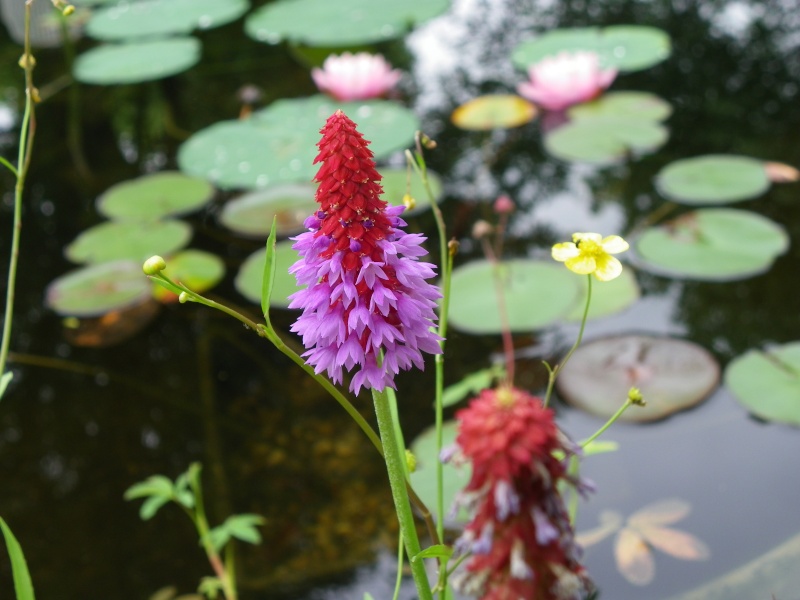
[551,232,629,281]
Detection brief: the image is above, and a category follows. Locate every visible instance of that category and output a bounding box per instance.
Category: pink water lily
[516,51,617,111]
[311,52,402,102]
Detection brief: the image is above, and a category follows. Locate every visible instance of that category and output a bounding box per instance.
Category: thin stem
[481,237,515,386]
[392,530,404,600]
[580,398,634,449]
[543,275,592,408]
[373,385,433,600]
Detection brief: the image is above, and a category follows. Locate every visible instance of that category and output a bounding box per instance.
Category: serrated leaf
[140,495,171,521]
[412,544,453,562]
[124,475,174,500]
[0,517,35,600]
[261,216,278,323]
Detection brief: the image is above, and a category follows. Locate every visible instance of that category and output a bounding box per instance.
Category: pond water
[1,0,800,599]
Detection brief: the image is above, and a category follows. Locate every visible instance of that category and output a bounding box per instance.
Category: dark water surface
[1,0,800,598]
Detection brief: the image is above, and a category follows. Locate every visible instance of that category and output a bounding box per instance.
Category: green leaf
[412,544,453,562]
[225,514,266,545]
[139,495,171,521]
[655,155,770,205]
[74,38,201,85]
[124,475,175,500]
[65,220,192,265]
[235,241,302,309]
[261,217,278,322]
[442,366,504,408]
[0,517,35,600]
[363,594,376,600]
[581,439,620,456]
[219,184,317,238]
[153,250,225,302]
[0,371,13,401]
[208,526,232,553]
[725,342,800,426]
[568,91,672,123]
[545,117,668,164]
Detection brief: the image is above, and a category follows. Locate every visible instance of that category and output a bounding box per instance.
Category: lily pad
[61,299,161,348]
[634,208,788,281]
[378,166,442,215]
[656,155,770,205]
[153,250,225,303]
[568,91,672,122]
[97,172,215,222]
[234,241,302,308]
[512,25,671,73]
[178,96,418,189]
[220,184,317,238]
[244,0,449,46]
[45,260,152,316]
[86,0,249,41]
[65,220,192,264]
[74,38,201,84]
[448,259,581,334]
[451,95,537,130]
[556,334,720,422]
[545,117,668,164]
[564,268,640,322]
[408,421,471,525]
[724,342,800,426]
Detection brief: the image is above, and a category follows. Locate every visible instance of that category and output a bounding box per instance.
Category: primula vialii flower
[447,386,594,600]
[552,232,629,281]
[516,51,617,111]
[289,111,442,394]
[311,52,402,102]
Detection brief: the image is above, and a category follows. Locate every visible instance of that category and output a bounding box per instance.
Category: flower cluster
[312,52,402,101]
[517,51,617,111]
[289,111,442,394]
[448,386,593,600]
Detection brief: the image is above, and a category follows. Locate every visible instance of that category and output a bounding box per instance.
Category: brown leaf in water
[627,498,692,527]
[615,527,655,585]
[634,524,711,561]
[764,161,800,183]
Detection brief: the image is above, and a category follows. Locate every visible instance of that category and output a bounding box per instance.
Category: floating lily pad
[512,26,671,73]
[545,117,668,164]
[86,0,249,41]
[234,241,302,308]
[725,342,800,426]
[451,94,537,130]
[62,299,161,347]
[153,250,225,303]
[408,421,471,525]
[564,267,640,322]
[656,155,770,205]
[45,260,152,316]
[178,96,418,189]
[74,38,201,84]
[378,166,442,215]
[97,172,215,222]
[556,334,720,422]
[634,208,788,281]
[245,0,449,46]
[568,91,672,122]
[65,220,192,264]
[448,259,581,334]
[220,184,317,238]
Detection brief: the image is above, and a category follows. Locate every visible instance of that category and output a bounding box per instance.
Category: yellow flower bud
[627,387,646,406]
[402,193,416,210]
[178,292,190,304]
[142,256,167,275]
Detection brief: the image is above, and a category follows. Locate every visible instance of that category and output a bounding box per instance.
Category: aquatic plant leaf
[97,171,214,222]
[627,498,691,527]
[635,208,788,281]
[656,155,770,205]
[764,161,800,183]
[556,334,719,422]
[74,38,201,85]
[234,241,302,308]
[634,525,710,561]
[153,250,225,303]
[442,365,505,408]
[178,96,418,189]
[725,342,800,426]
[544,117,668,164]
[568,91,672,122]
[220,184,317,238]
[577,510,624,547]
[45,260,152,317]
[61,298,161,347]
[615,527,655,585]
[65,220,192,264]
[412,544,454,562]
[451,94,537,130]
[378,166,442,215]
[564,267,640,321]
[448,259,581,334]
[245,0,449,46]
[408,421,471,525]
[0,517,35,600]
[512,25,671,73]
[86,0,249,40]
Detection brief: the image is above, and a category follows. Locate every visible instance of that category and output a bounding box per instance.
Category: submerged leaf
[615,527,655,585]
[634,525,710,561]
[627,498,692,527]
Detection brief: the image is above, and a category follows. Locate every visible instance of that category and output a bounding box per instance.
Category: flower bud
[178,292,190,304]
[493,194,515,214]
[420,133,437,149]
[627,387,646,406]
[472,219,494,239]
[405,449,417,473]
[402,193,416,210]
[448,238,460,257]
[62,4,75,15]
[142,255,167,275]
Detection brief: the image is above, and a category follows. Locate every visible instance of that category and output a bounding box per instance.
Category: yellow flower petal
[593,255,623,281]
[565,255,597,275]
[551,242,580,262]
[600,235,629,255]
[572,232,602,244]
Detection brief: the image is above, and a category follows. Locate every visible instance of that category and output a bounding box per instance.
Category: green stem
[372,386,433,600]
[543,275,592,408]
[392,530,404,600]
[580,398,633,449]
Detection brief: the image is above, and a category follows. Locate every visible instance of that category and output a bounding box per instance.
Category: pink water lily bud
[516,51,617,111]
[311,52,403,102]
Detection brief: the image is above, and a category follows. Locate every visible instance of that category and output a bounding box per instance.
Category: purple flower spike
[288,110,442,394]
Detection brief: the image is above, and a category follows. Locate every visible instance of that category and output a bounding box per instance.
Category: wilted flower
[552,232,629,281]
[289,110,442,394]
[311,52,402,102]
[448,386,593,599]
[516,51,617,111]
